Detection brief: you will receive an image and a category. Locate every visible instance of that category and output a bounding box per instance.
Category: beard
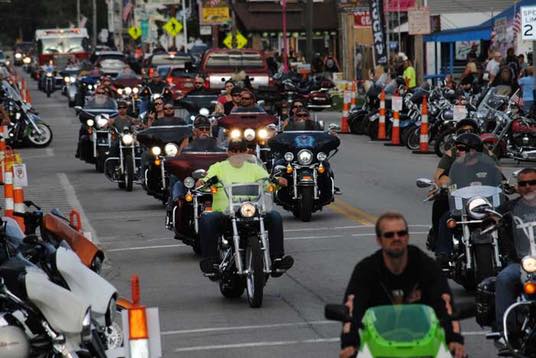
[523,190,536,203]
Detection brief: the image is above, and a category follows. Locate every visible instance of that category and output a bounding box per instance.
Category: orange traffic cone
[350,81,357,110]
[340,85,350,134]
[413,96,434,154]
[377,89,387,140]
[3,150,14,218]
[25,88,32,104]
[13,183,25,232]
[128,275,150,357]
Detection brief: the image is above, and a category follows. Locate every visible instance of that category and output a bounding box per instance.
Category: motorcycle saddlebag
[476,276,496,327]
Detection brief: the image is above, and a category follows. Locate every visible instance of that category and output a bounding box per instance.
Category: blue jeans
[169,175,186,201]
[523,100,534,114]
[435,212,453,255]
[495,263,521,330]
[199,210,284,259]
[139,98,149,114]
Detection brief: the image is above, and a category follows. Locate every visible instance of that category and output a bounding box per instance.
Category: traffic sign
[223,31,248,49]
[163,18,183,36]
[521,6,536,40]
[128,26,142,40]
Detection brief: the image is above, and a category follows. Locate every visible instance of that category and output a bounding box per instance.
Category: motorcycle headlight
[230,129,241,140]
[70,76,76,83]
[133,87,139,94]
[257,128,269,140]
[522,256,536,273]
[81,309,92,342]
[466,197,491,219]
[122,134,134,145]
[87,84,93,90]
[117,88,123,95]
[244,128,256,141]
[297,149,313,165]
[64,76,71,83]
[151,146,162,156]
[86,119,94,127]
[124,87,132,95]
[15,53,22,59]
[184,176,195,189]
[164,143,178,156]
[96,116,108,128]
[284,152,294,162]
[46,72,53,77]
[240,202,256,218]
[23,57,31,64]
[317,152,327,161]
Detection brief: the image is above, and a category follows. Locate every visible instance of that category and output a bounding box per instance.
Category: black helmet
[454,133,483,152]
[455,119,480,134]
[193,115,211,128]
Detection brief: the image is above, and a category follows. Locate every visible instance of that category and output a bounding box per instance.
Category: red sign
[385,0,416,12]
[354,10,371,28]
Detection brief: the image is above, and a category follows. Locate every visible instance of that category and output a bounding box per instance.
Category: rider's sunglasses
[457,128,475,134]
[518,180,536,187]
[118,106,127,110]
[155,102,164,106]
[292,104,304,109]
[455,145,469,152]
[296,114,309,118]
[381,230,409,239]
[194,81,204,85]
[164,106,174,110]
[241,96,252,100]
[232,93,241,97]
[197,127,211,132]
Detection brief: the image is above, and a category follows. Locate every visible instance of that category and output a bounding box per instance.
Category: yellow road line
[328,198,378,226]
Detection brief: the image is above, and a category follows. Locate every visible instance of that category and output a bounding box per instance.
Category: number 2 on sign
[525,24,534,38]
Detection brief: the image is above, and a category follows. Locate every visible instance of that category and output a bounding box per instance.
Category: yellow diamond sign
[163,18,183,36]
[223,31,248,49]
[128,26,142,40]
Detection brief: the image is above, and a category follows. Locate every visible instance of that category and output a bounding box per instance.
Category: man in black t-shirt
[340,212,465,358]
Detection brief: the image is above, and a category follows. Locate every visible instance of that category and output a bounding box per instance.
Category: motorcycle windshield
[362,304,437,343]
[136,125,192,149]
[84,97,117,111]
[448,153,503,212]
[510,198,536,259]
[269,131,340,155]
[223,181,272,214]
[164,151,228,180]
[218,113,276,130]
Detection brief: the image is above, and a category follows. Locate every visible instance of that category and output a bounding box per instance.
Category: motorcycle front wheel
[219,274,245,298]
[473,244,495,285]
[245,236,264,308]
[406,126,421,150]
[297,186,314,222]
[125,154,134,192]
[26,122,53,147]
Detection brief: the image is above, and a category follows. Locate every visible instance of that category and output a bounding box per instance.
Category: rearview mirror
[324,304,350,322]
[416,178,434,188]
[192,169,206,180]
[328,123,340,131]
[199,107,210,116]
[74,105,82,114]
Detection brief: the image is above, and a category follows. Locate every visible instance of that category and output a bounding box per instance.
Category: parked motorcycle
[165,151,228,253]
[269,128,340,221]
[417,153,505,290]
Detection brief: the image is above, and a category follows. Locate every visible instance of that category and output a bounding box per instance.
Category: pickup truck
[200,48,272,90]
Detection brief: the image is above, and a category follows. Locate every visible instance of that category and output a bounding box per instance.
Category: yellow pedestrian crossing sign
[163,18,183,36]
[223,31,248,49]
[128,26,142,40]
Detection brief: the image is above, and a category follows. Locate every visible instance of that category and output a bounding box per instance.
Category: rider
[105,101,139,173]
[165,115,224,227]
[196,139,294,276]
[230,89,263,113]
[140,71,168,113]
[222,86,242,115]
[340,212,465,358]
[150,102,186,127]
[284,108,323,131]
[493,168,536,339]
[434,133,503,263]
[145,98,166,127]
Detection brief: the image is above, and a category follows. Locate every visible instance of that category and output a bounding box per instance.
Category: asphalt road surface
[18,76,526,357]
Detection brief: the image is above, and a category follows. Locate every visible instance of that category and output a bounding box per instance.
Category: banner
[369,0,387,65]
[353,9,371,28]
[385,0,415,12]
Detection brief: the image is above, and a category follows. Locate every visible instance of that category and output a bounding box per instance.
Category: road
[18,76,525,357]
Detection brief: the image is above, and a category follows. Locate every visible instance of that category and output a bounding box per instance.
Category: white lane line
[173,338,339,352]
[464,331,491,336]
[351,231,428,237]
[107,244,186,252]
[163,320,335,336]
[57,173,98,244]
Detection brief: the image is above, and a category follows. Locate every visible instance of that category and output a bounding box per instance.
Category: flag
[122,0,133,22]
[511,89,523,107]
[513,10,522,38]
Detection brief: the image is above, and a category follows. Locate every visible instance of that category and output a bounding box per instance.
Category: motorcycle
[269,128,340,221]
[417,153,506,290]
[75,98,118,171]
[164,151,228,254]
[104,126,142,191]
[2,82,53,147]
[199,172,284,308]
[136,124,192,203]
[324,304,456,357]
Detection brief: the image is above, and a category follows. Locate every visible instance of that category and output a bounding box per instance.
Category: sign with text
[353,9,371,28]
[13,164,28,187]
[200,0,231,25]
[391,96,403,112]
[408,7,431,35]
[521,6,536,40]
[369,0,387,65]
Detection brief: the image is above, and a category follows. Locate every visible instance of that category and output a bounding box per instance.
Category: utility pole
[92,0,97,50]
[182,0,188,51]
[305,0,313,63]
[414,0,424,83]
[281,0,289,73]
[77,0,81,27]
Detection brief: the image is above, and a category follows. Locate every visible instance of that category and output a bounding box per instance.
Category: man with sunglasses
[146,99,166,127]
[222,87,243,115]
[340,212,465,358]
[492,168,536,343]
[139,71,169,114]
[231,89,264,113]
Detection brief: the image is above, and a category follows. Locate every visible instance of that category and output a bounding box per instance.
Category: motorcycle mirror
[324,304,351,322]
[511,169,522,180]
[318,120,324,129]
[328,123,340,131]
[192,169,207,180]
[74,105,82,113]
[199,107,210,116]
[416,178,434,188]
[257,100,265,106]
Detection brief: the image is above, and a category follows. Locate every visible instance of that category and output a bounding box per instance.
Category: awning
[232,1,338,32]
[424,23,491,42]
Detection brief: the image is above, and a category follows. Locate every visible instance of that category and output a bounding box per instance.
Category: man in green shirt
[400,54,416,89]
[197,140,294,276]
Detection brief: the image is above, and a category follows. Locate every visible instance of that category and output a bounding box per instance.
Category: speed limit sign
[521,6,536,40]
